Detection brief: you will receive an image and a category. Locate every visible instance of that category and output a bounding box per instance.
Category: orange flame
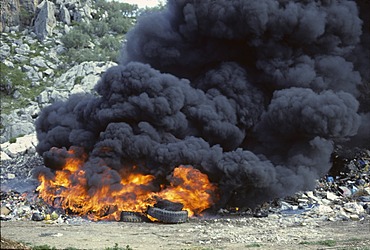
[157,166,218,217]
[36,148,218,221]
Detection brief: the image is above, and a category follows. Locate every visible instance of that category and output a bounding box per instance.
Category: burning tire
[120,211,149,222]
[147,207,188,223]
[154,199,183,211]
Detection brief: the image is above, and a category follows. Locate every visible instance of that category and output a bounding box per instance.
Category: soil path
[1,217,370,249]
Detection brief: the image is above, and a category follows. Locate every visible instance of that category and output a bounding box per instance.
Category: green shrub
[91,20,109,37]
[60,29,91,49]
[100,36,122,52]
[0,62,53,114]
[19,6,34,27]
[109,17,132,34]
[74,76,84,85]
[0,62,29,92]
[32,245,57,250]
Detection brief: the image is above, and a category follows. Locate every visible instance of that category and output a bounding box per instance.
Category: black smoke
[35,0,370,209]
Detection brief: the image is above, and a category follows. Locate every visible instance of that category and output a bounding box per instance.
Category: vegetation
[0,0,163,116]
[104,243,133,250]
[60,0,140,64]
[299,239,337,247]
[245,243,262,248]
[0,62,32,114]
[19,5,34,27]
[9,137,17,143]
[30,243,131,250]
[0,62,52,114]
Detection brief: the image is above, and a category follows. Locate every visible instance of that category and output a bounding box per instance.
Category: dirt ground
[1,216,370,250]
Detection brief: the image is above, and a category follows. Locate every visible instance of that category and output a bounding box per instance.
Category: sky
[119,0,164,8]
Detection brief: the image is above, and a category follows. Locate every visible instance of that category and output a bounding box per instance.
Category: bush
[109,17,132,34]
[19,6,34,27]
[100,36,122,52]
[59,0,141,63]
[91,20,109,37]
[0,62,29,95]
[64,48,97,64]
[61,29,91,49]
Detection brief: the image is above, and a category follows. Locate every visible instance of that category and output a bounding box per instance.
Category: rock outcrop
[34,0,56,40]
[0,60,116,144]
[0,0,121,145]
[37,61,117,105]
[1,0,95,39]
[0,0,21,32]
[1,0,39,32]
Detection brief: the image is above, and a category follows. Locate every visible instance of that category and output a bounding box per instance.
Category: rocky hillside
[0,0,158,149]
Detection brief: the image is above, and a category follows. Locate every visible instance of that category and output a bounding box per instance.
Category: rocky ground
[1,215,369,250]
[1,1,370,249]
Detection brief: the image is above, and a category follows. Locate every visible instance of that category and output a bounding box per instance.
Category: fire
[36,148,218,221]
[157,166,218,217]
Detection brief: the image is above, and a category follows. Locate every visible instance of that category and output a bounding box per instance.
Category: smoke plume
[36,0,370,209]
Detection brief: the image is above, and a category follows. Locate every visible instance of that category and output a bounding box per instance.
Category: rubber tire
[154,199,183,211]
[120,211,149,222]
[147,206,188,223]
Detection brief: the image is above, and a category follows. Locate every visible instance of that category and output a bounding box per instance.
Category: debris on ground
[0,148,369,224]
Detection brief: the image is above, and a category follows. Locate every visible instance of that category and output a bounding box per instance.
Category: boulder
[36,61,115,106]
[0,151,12,161]
[43,68,54,76]
[1,106,39,143]
[2,133,38,157]
[15,44,30,55]
[1,121,35,144]
[34,0,56,40]
[30,56,49,68]
[59,5,71,24]
[13,54,28,62]
[22,64,33,72]
[0,42,11,59]
[54,61,116,91]
[3,59,14,68]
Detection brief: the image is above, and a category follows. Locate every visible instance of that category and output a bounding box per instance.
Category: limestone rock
[0,0,20,31]
[15,43,30,55]
[1,122,35,144]
[3,59,14,68]
[2,133,38,157]
[34,0,56,40]
[22,65,33,72]
[30,56,49,68]
[0,42,11,60]
[1,151,12,161]
[54,61,116,91]
[13,54,28,62]
[59,5,71,24]
[1,107,39,143]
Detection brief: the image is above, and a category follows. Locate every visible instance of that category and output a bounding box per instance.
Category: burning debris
[1,148,369,223]
[35,147,217,221]
[33,0,369,221]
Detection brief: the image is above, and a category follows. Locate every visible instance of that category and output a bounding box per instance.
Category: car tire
[147,206,188,223]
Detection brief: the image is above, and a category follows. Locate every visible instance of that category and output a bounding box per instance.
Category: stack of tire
[147,199,188,223]
[120,200,188,223]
